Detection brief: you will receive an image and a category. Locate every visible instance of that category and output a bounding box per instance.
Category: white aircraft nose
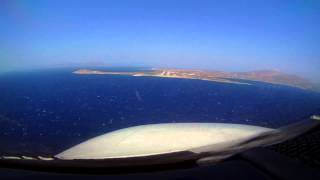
[55,123,272,160]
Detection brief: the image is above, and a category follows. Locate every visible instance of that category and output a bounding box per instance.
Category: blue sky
[0,0,319,81]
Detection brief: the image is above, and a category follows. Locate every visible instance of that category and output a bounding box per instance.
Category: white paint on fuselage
[55,123,273,160]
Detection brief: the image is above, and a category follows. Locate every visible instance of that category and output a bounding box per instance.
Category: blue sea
[1,67,320,156]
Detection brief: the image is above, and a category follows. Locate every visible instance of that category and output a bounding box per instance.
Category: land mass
[73,68,318,91]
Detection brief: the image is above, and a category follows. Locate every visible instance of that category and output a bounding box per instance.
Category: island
[73,68,318,91]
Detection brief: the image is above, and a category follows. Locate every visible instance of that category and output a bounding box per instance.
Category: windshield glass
[0,0,320,173]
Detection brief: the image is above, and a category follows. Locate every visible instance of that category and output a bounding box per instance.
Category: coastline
[73,68,317,91]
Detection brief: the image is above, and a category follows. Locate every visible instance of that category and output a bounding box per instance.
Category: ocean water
[1,67,320,156]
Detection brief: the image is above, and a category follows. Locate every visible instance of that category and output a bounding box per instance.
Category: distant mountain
[73,68,318,91]
[226,70,317,90]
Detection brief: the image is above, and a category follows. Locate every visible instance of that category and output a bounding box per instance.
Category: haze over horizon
[1,0,319,82]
